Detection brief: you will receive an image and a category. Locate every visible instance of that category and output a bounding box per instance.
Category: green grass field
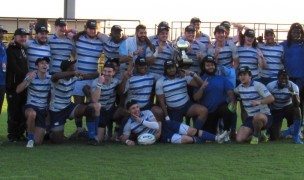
[1,100,304,179]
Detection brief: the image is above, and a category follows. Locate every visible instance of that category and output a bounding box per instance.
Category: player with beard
[119,24,154,76]
[266,69,302,144]
[26,25,51,72]
[193,55,236,135]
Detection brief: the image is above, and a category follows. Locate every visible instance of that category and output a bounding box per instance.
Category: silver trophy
[176,38,193,67]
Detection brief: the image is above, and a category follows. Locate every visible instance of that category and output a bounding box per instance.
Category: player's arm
[156,94,169,120]
[51,71,80,82]
[251,84,275,106]
[131,111,159,130]
[193,78,208,102]
[91,74,104,103]
[16,71,36,94]
[118,65,133,94]
[120,122,135,146]
[81,72,99,80]
[289,83,300,107]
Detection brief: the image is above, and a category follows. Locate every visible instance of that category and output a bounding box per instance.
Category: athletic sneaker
[26,140,34,148]
[250,136,259,145]
[260,130,269,142]
[88,138,99,146]
[216,131,228,144]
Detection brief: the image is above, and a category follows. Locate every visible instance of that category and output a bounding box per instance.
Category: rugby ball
[137,133,156,145]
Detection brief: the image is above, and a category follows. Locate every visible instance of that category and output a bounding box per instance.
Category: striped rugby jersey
[237,46,261,80]
[258,43,284,79]
[266,80,299,110]
[49,76,78,111]
[26,74,51,109]
[125,73,155,108]
[75,35,103,73]
[26,40,51,72]
[156,75,192,108]
[48,34,74,74]
[123,110,157,136]
[235,80,272,116]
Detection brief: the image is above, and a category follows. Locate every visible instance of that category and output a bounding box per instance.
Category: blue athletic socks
[201,131,216,140]
[86,121,96,139]
[194,119,204,130]
[293,120,303,144]
[28,133,34,141]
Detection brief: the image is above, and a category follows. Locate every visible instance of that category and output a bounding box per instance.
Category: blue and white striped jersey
[75,35,103,73]
[26,40,51,72]
[146,40,174,77]
[186,40,207,74]
[237,46,261,80]
[266,80,299,110]
[209,40,238,68]
[49,76,78,111]
[125,73,155,108]
[258,43,284,79]
[91,77,119,110]
[26,74,51,109]
[235,80,272,116]
[123,110,157,136]
[156,75,192,108]
[98,33,121,60]
[48,34,74,74]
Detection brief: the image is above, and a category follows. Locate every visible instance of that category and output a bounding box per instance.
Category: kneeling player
[235,66,274,144]
[16,57,52,148]
[49,60,101,145]
[267,69,302,144]
[120,100,227,145]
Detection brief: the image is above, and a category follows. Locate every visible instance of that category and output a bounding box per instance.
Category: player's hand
[98,73,105,84]
[257,36,263,43]
[131,114,142,124]
[196,51,203,60]
[187,45,192,53]
[201,78,209,89]
[27,71,37,80]
[251,100,261,106]
[257,49,264,58]
[134,47,143,55]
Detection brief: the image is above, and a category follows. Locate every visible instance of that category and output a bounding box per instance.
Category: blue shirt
[194,74,233,113]
[0,43,7,85]
[280,41,304,78]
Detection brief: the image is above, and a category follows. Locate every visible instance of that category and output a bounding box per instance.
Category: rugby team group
[0,17,303,148]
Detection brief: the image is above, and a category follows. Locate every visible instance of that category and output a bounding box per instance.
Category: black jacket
[6,42,28,91]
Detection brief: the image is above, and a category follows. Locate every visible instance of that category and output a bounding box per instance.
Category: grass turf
[1,101,304,179]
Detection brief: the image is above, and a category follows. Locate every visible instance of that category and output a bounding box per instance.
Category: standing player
[16,57,51,148]
[181,25,206,74]
[238,29,267,81]
[280,23,304,117]
[26,25,51,72]
[190,17,211,46]
[259,29,284,85]
[91,61,120,142]
[72,20,103,131]
[156,59,207,130]
[0,25,7,116]
[49,60,100,145]
[146,23,176,80]
[120,100,228,145]
[266,69,302,144]
[149,21,171,44]
[235,66,274,144]
[48,18,74,74]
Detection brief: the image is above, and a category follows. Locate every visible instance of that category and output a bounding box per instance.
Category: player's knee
[27,110,37,120]
[84,106,95,120]
[187,127,197,136]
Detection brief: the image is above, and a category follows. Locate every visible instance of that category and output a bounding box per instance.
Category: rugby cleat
[26,140,34,148]
[250,136,259,145]
[216,130,228,144]
[260,130,269,142]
